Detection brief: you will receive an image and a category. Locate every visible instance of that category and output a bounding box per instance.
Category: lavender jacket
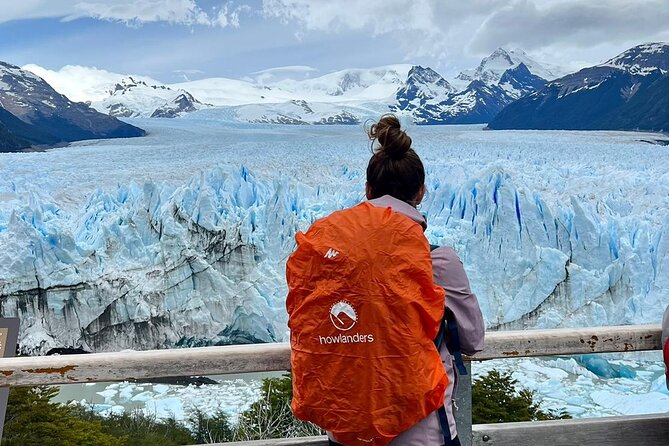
[329,196,485,445]
[663,305,669,389]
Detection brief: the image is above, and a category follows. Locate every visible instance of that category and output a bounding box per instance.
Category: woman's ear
[416,184,426,205]
[365,182,372,200]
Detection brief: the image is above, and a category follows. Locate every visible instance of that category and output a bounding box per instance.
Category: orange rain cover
[286,202,448,446]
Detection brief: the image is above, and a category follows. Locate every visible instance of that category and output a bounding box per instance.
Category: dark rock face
[604,43,669,73]
[314,111,360,125]
[0,108,31,152]
[150,92,200,118]
[250,115,309,125]
[0,61,145,152]
[498,63,547,98]
[103,76,206,118]
[489,43,669,132]
[440,80,515,124]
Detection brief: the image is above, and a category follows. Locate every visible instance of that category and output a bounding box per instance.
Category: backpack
[286,202,448,446]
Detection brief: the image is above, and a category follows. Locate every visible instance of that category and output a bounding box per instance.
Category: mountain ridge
[489,42,669,132]
[0,61,145,152]
[22,50,561,125]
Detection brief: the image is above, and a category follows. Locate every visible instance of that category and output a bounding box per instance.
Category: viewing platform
[0,324,666,446]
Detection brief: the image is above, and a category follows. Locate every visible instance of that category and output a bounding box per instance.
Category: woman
[288,114,485,446]
[358,115,484,445]
[353,115,483,444]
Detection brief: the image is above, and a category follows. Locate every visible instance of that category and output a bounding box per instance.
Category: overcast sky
[1,0,669,82]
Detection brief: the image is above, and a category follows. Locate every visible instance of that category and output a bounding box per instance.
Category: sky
[1,0,669,83]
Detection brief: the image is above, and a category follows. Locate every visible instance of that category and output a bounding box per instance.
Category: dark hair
[366,114,425,205]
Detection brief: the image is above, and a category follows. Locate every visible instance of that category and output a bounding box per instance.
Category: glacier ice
[474,354,669,418]
[0,120,668,355]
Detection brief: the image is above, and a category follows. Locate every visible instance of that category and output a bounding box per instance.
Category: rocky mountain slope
[0,62,145,152]
[488,43,669,131]
[94,77,208,118]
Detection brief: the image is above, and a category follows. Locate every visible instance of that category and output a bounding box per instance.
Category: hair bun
[368,114,412,160]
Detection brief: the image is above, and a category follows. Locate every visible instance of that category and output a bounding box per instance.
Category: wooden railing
[0,324,666,445]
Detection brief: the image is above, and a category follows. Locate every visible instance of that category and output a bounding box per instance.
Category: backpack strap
[445,309,468,376]
[438,406,461,446]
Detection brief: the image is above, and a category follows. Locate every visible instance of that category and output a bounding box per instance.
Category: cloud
[8,0,669,78]
[173,68,205,81]
[22,64,161,102]
[263,0,435,35]
[67,0,212,26]
[0,0,250,27]
[260,0,669,67]
[261,0,448,58]
[469,0,669,53]
[246,65,319,83]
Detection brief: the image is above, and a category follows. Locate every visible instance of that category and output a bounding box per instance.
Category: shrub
[2,386,119,446]
[76,408,196,446]
[472,369,571,423]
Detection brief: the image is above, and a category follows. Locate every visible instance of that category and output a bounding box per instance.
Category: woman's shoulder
[430,245,462,264]
[430,245,469,286]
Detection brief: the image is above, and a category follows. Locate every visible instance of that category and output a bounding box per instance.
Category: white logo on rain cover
[324,248,339,259]
[329,301,357,331]
[318,300,375,344]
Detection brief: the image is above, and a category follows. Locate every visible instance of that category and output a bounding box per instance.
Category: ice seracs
[0,123,667,354]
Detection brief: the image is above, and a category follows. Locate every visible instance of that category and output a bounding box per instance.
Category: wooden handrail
[468,324,661,360]
[0,325,660,387]
[187,414,669,446]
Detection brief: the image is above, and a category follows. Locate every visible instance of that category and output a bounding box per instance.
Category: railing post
[454,361,472,446]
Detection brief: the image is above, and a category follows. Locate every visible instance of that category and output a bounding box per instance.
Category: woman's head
[365,114,425,207]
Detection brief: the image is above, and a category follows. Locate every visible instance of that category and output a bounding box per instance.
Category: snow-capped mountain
[0,62,145,152]
[394,66,455,111]
[23,50,563,126]
[453,48,567,89]
[195,53,556,125]
[227,100,360,125]
[269,65,411,101]
[498,63,547,99]
[489,43,669,131]
[602,42,669,75]
[94,77,208,118]
[394,56,550,124]
[189,99,390,125]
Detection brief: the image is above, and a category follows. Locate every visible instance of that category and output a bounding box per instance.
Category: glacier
[0,119,668,356]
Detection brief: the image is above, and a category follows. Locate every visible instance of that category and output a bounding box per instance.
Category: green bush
[472,369,571,423]
[2,386,119,446]
[75,408,196,446]
[3,386,198,446]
